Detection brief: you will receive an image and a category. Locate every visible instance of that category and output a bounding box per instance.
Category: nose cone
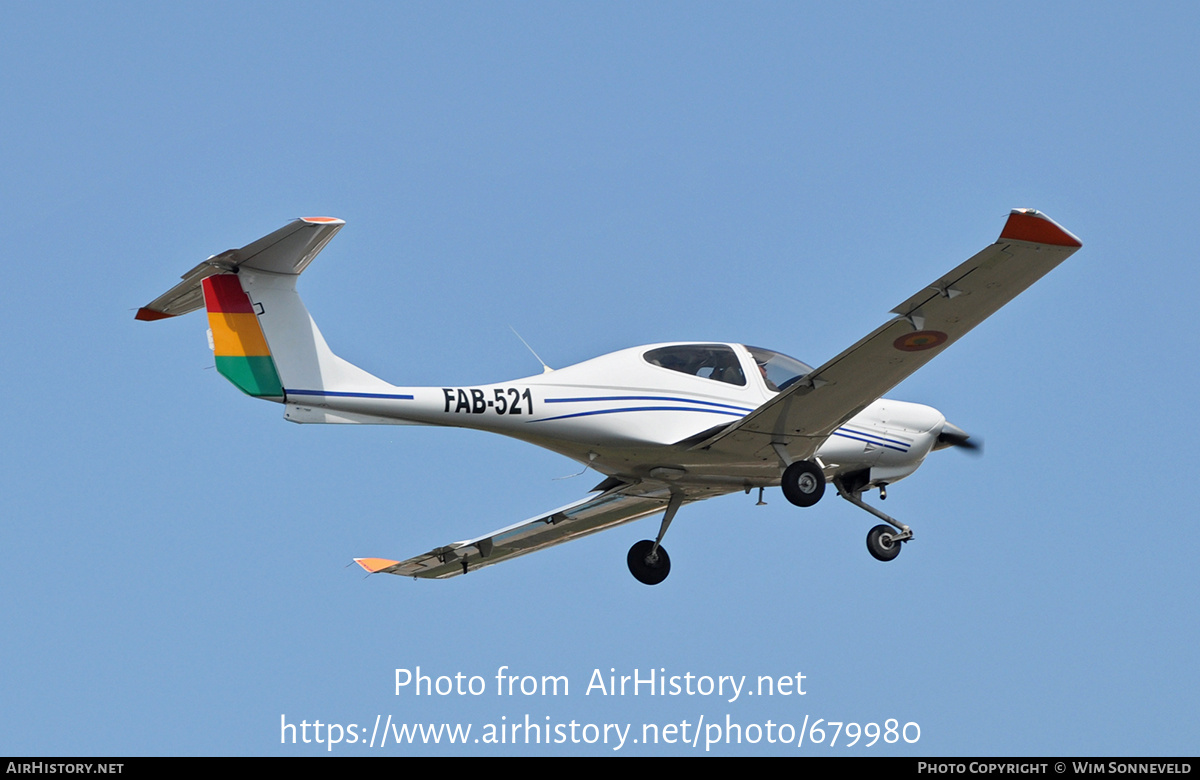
[875,400,945,433]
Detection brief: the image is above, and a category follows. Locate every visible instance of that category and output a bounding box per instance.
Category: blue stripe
[544,395,754,413]
[835,426,911,448]
[286,389,415,400]
[832,430,908,453]
[534,406,747,423]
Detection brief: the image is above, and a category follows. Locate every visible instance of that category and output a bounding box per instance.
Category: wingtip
[300,216,345,225]
[999,209,1082,248]
[135,307,174,321]
[354,557,400,573]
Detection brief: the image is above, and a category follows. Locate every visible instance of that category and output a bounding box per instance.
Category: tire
[866,524,902,562]
[781,460,826,507]
[626,540,671,585]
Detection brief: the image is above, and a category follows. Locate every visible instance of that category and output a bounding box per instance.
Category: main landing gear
[627,540,670,585]
[781,460,825,507]
[627,492,683,585]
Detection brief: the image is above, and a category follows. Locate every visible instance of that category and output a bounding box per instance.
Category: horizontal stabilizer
[136,218,344,321]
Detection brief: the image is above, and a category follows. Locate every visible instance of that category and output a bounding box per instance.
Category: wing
[687,209,1082,461]
[355,481,720,580]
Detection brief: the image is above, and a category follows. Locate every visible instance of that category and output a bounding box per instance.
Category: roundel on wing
[893,330,949,352]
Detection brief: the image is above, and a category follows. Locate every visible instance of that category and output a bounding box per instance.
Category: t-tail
[202,273,284,398]
[137,218,401,421]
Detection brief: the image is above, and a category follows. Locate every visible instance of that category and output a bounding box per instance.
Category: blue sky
[2,2,1197,756]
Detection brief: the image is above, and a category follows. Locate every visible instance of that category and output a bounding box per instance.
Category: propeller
[936,421,982,455]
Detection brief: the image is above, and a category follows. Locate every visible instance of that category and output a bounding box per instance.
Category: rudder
[202,274,285,399]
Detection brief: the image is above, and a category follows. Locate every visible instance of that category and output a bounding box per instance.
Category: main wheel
[627,540,671,585]
[781,460,826,507]
[866,524,902,562]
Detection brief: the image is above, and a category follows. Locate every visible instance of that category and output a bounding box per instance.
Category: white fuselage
[280,342,947,492]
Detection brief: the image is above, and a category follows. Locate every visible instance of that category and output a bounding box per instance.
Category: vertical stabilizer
[234,267,396,397]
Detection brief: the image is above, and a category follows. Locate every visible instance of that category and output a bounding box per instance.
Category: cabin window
[643,345,746,386]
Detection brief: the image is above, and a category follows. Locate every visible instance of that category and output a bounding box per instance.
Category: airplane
[137,209,1081,585]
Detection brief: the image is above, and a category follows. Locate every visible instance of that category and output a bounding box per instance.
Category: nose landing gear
[834,477,913,562]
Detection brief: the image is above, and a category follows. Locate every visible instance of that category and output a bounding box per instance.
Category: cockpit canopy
[744,345,814,392]
[643,344,746,386]
[642,344,814,392]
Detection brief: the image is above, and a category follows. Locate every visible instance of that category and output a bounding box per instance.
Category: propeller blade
[937,422,983,455]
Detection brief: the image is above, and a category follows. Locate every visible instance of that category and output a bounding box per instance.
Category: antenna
[509,325,553,373]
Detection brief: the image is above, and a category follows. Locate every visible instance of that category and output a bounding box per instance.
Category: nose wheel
[866,524,902,561]
[834,477,913,563]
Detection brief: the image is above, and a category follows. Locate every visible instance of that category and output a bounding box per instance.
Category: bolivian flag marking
[201,274,284,398]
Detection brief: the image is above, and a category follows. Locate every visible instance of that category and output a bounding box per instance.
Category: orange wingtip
[135,307,174,321]
[355,557,400,573]
[999,209,1081,247]
[301,216,343,224]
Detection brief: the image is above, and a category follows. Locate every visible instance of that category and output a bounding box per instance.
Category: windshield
[744,346,814,392]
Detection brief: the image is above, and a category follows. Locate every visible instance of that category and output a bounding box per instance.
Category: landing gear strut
[627,492,684,585]
[834,477,913,562]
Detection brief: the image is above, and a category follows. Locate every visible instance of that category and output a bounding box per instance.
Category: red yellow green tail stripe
[202,274,284,398]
